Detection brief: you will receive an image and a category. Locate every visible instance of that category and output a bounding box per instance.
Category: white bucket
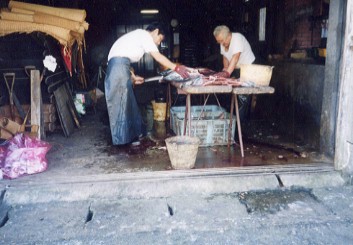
[165,136,200,169]
[240,64,274,86]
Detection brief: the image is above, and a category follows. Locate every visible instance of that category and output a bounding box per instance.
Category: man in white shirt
[213,25,256,121]
[105,22,189,145]
[213,25,255,78]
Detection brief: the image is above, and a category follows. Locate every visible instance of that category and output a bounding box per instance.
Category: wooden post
[30,69,45,139]
[320,0,346,158]
[235,95,244,158]
[334,1,353,171]
[228,94,235,148]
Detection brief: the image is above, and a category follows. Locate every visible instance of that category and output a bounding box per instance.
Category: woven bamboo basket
[165,136,200,169]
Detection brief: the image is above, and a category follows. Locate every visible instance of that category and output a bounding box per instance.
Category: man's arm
[150,51,190,78]
[130,69,144,85]
[224,52,241,75]
[223,56,229,70]
[150,51,176,70]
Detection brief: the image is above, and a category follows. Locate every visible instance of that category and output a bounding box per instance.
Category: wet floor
[42,99,330,176]
[97,111,327,171]
[237,187,320,214]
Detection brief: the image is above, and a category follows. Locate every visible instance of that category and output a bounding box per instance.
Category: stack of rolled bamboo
[0,0,89,47]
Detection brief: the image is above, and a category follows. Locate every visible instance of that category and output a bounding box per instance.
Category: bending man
[105,22,189,145]
[213,25,255,119]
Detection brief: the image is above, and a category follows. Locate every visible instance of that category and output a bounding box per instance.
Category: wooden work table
[171,82,232,136]
[229,86,275,157]
[170,81,275,157]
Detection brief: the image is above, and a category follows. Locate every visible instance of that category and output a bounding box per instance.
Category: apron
[104,57,144,145]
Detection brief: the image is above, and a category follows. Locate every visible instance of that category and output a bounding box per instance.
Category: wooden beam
[320,0,346,158]
[30,69,45,139]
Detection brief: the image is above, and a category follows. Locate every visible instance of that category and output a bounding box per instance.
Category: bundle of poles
[0,0,88,47]
[0,1,89,88]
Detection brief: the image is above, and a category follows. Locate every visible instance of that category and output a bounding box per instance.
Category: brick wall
[284,0,323,55]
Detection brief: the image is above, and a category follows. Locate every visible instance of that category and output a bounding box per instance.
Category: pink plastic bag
[0,133,52,179]
[0,146,6,168]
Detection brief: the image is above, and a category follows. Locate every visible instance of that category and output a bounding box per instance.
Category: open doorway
[0,0,346,180]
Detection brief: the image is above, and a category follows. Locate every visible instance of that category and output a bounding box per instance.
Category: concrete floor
[39,98,331,178]
[1,100,351,245]
[0,178,352,244]
[0,97,332,181]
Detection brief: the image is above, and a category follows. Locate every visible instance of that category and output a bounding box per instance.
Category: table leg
[183,95,188,135]
[234,95,244,157]
[187,94,191,136]
[228,94,235,148]
[167,83,171,125]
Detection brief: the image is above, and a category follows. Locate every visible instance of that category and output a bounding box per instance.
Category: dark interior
[0,0,334,170]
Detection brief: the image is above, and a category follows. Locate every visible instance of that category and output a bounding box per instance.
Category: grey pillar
[334,0,353,172]
[320,0,346,157]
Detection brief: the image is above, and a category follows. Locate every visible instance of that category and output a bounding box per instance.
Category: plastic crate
[170,105,236,146]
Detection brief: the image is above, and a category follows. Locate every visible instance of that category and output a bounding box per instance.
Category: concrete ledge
[5,174,280,204]
[1,163,344,205]
[278,171,345,188]
[0,162,335,188]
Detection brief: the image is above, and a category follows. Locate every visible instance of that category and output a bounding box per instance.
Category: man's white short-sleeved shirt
[108,29,159,63]
[220,33,255,66]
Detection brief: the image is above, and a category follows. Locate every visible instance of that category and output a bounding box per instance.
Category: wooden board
[174,83,233,94]
[30,69,45,139]
[232,86,275,95]
[53,83,75,137]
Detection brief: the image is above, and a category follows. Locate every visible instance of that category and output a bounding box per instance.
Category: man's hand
[174,65,190,79]
[213,70,230,78]
[132,75,144,85]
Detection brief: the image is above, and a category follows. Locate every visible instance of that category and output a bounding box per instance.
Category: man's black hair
[146,22,166,36]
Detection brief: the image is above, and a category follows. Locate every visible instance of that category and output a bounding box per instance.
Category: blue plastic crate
[170,105,236,146]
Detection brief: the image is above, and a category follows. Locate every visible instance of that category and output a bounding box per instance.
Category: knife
[144,75,164,83]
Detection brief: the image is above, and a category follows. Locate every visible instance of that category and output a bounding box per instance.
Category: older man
[213,25,255,121]
[213,25,255,78]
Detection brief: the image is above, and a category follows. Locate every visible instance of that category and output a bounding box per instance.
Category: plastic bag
[0,146,6,179]
[0,133,52,179]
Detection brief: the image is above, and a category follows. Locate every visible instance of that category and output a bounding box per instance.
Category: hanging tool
[47,79,66,93]
[3,73,15,120]
[3,73,27,120]
[24,65,36,77]
[25,65,48,82]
